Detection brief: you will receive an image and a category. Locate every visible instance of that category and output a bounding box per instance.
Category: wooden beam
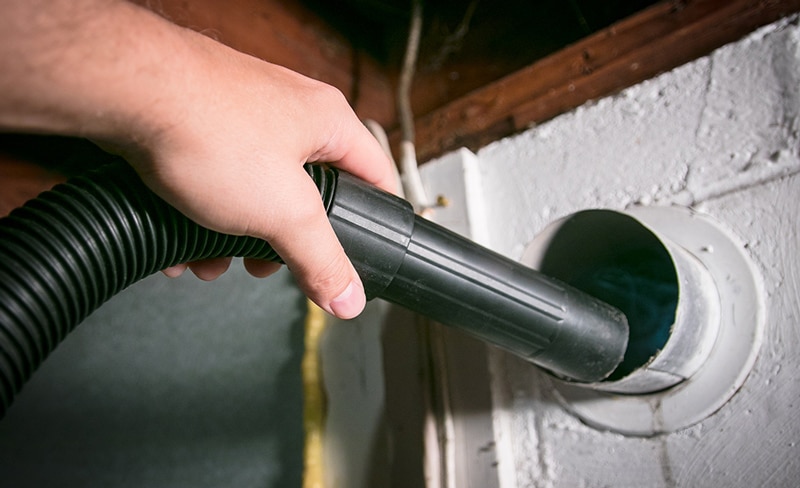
[404,0,800,163]
[135,0,396,127]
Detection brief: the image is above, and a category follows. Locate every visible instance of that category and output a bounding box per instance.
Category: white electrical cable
[397,0,431,213]
[364,118,405,199]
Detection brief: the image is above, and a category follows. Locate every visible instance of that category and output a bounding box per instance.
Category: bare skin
[0,0,396,319]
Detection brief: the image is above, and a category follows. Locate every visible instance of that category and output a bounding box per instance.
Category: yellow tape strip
[302,299,328,488]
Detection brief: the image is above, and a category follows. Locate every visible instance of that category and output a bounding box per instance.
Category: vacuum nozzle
[326,169,629,383]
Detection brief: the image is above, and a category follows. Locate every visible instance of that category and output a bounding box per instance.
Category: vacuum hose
[0,162,628,418]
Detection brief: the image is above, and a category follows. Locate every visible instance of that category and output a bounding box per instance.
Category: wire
[397,0,431,213]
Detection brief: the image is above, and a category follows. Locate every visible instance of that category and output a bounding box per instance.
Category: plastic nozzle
[326,169,629,383]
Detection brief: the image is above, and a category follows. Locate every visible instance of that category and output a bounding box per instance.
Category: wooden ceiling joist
[402,0,800,163]
[131,0,396,127]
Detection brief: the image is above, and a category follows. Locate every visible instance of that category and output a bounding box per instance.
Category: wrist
[79,3,198,154]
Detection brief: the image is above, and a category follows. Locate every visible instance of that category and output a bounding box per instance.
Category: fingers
[162,257,232,281]
[162,263,188,278]
[243,258,282,278]
[328,279,366,319]
[261,169,366,319]
[331,121,399,194]
[188,257,233,281]
[307,91,399,196]
[163,258,282,281]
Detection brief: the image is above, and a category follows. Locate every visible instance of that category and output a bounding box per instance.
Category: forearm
[0,0,191,148]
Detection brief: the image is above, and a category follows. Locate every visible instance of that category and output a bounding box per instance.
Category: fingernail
[329,280,366,319]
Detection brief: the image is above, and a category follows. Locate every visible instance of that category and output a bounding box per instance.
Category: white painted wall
[425,15,800,487]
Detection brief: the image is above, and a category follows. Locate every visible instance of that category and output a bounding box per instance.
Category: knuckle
[316,81,346,104]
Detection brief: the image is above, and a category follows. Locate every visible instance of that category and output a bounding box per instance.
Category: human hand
[121,32,396,319]
[1,0,399,319]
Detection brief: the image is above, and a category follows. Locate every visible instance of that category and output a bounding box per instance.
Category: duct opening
[521,206,764,436]
[535,211,678,383]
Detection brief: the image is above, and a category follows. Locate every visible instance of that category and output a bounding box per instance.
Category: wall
[455,15,799,487]
[0,264,307,488]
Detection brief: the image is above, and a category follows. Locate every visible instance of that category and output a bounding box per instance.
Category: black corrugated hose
[0,162,336,419]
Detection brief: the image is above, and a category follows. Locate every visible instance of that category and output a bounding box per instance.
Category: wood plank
[404,0,800,163]
[135,0,396,127]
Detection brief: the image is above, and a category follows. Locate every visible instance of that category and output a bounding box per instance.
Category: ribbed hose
[0,162,337,418]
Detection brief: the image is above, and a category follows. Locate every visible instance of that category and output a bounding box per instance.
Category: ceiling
[300,0,660,110]
[6,0,794,175]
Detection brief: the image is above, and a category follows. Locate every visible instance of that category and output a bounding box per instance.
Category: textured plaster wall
[468,16,800,488]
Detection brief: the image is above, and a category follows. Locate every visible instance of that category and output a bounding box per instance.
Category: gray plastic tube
[329,171,629,382]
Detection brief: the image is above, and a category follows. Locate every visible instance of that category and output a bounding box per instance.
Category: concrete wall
[454,15,799,487]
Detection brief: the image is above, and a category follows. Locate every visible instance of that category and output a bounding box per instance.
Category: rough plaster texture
[0,264,306,488]
[464,16,799,487]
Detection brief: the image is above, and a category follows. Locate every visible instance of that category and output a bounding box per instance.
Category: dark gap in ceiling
[300,0,661,72]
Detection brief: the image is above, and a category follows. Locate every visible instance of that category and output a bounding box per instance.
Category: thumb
[263,171,366,320]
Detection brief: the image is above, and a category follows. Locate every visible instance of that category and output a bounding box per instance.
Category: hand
[0,0,397,319]
[123,32,396,319]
